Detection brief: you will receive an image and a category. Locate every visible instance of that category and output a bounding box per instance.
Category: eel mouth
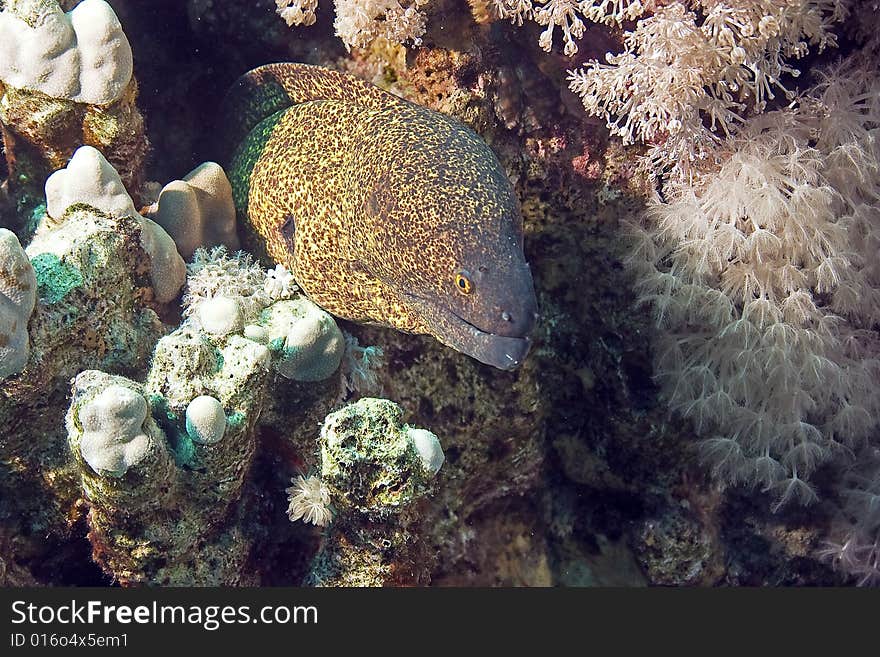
[403,293,533,371]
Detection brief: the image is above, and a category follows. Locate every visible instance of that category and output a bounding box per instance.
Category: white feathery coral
[534,1,587,56]
[286,475,333,527]
[276,0,319,26]
[627,66,880,509]
[276,0,430,50]
[333,0,430,50]
[184,246,271,326]
[563,1,846,175]
[342,333,385,394]
[265,264,298,300]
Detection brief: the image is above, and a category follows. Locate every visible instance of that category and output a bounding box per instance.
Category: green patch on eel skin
[226,63,537,370]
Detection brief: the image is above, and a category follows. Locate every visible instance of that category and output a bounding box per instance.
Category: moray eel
[225,63,537,370]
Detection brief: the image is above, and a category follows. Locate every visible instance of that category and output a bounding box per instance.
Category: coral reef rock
[307,398,443,586]
[44,145,185,303]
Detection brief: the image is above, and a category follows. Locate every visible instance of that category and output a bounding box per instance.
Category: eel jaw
[403,293,533,371]
[447,324,532,371]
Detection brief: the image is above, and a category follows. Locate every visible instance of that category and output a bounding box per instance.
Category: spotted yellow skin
[228,64,536,369]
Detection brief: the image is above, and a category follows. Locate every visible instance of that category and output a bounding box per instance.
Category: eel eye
[455,271,473,295]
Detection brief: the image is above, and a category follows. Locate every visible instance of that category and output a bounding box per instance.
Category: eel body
[226,63,537,370]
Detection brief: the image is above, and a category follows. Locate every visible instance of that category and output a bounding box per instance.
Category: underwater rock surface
[2,0,878,586]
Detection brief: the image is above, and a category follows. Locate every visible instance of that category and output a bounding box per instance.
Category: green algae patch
[226,411,246,431]
[30,253,84,303]
[148,393,195,468]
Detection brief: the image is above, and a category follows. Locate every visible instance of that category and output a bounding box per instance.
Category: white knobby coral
[286,474,332,526]
[43,145,186,303]
[184,248,344,382]
[78,384,153,477]
[144,162,240,260]
[196,296,243,336]
[246,298,345,382]
[45,145,136,220]
[0,229,37,380]
[0,0,133,104]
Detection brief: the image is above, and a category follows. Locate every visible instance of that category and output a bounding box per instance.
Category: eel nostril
[501,311,512,322]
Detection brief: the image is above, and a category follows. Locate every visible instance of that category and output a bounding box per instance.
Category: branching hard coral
[1,187,167,544]
[628,66,880,509]
[56,209,364,584]
[67,349,263,584]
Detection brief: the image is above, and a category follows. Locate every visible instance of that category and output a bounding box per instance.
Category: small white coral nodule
[196,295,243,336]
[286,474,332,527]
[185,395,227,445]
[407,427,445,476]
